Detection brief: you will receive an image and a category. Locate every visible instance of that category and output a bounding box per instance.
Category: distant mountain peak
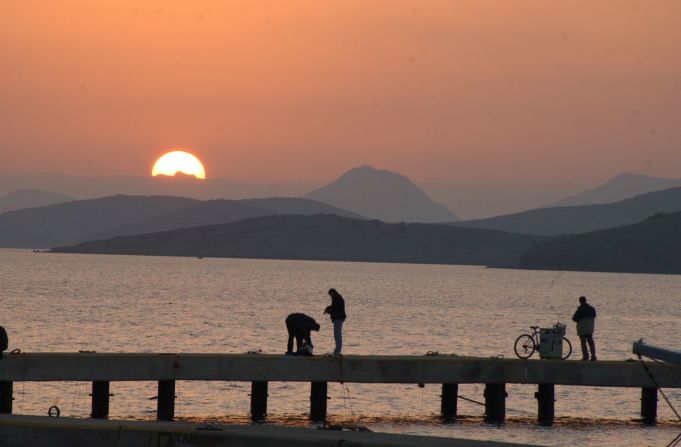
[304,166,458,223]
[340,165,410,181]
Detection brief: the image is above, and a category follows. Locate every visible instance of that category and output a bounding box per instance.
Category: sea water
[1,248,680,446]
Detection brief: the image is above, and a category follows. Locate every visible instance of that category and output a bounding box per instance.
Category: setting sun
[151,150,206,179]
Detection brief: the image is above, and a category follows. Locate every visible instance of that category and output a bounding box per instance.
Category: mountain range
[0,166,457,223]
[0,172,318,203]
[0,195,362,248]
[451,186,681,236]
[3,169,679,221]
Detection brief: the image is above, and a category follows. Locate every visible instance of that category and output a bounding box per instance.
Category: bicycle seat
[530,326,539,330]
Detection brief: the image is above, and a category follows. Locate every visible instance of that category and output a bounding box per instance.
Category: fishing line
[19,382,25,413]
[81,382,88,417]
[343,383,355,416]
[458,395,485,406]
[224,384,233,412]
[650,357,681,379]
[71,382,78,415]
[176,381,181,417]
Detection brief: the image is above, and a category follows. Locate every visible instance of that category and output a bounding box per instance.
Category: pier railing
[0,353,679,426]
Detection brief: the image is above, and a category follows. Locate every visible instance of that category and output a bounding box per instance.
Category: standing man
[0,325,7,360]
[324,288,347,355]
[572,296,597,361]
[285,313,320,355]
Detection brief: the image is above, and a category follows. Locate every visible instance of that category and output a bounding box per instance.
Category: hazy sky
[1,1,680,184]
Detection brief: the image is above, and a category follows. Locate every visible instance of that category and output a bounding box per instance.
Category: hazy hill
[548,173,681,207]
[451,186,681,236]
[91,198,364,240]
[0,194,363,248]
[53,214,547,266]
[0,172,319,201]
[422,181,586,220]
[519,212,681,274]
[0,189,73,214]
[304,166,458,223]
[0,195,199,248]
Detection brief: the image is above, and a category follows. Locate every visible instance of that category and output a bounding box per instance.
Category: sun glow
[152,150,206,179]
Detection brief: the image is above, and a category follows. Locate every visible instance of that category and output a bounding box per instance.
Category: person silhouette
[285,313,320,355]
[324,288,347,354]
[0,326,8,360]
[572,296,597,361]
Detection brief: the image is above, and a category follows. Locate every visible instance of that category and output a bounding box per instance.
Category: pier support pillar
[535,383,555,426]
[641,387,658,426]
[157,380,176,421]
[310,381,328,421]
[250,381,268,421]
[440,383,458,420]
[484,383,506,424]
[0,381,13,414]
[91,381,110,419]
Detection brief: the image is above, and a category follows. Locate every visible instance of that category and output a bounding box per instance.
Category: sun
[151,150,206,179]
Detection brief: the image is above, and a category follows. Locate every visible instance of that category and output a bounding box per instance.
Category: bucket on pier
[539,324,565,359]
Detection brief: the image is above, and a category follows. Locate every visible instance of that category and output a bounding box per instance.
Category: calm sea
[1,248,680,446]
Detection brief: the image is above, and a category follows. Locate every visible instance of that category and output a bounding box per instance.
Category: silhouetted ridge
[519,210,681,274]
[91,197,364,240]
[451,186,681,236]
[53,214,547,267]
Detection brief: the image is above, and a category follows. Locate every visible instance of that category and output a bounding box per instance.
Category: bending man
[285,313,320,355]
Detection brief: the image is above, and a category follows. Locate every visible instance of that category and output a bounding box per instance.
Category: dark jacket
[325,294,346,321]
[0,326,7,352]
[285,313,319,333]
[572,303,596,322]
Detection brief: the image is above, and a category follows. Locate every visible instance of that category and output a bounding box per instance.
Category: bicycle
[514,324,572,360]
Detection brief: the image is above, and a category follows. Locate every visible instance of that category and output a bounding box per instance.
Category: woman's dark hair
[328,288,337,296]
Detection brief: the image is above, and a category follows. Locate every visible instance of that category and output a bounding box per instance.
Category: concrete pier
[0,352,679,425]
[2,353,677,386]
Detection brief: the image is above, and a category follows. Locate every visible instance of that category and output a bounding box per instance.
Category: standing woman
[324,288,347,354]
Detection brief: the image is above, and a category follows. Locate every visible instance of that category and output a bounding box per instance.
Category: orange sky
[1,1,680,184]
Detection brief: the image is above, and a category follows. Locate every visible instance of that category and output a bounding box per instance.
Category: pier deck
[0,353,679,426]
[0,353,677,386]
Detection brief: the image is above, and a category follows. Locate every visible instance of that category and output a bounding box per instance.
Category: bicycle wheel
[561,337,572,360]
[514,334,536,359]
